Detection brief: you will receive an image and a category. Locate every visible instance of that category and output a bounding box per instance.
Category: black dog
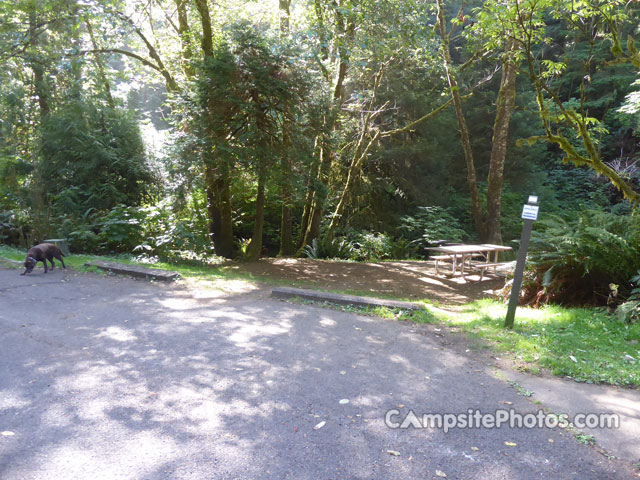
[22,243,66,275]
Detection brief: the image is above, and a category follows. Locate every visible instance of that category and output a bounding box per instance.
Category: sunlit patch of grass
[0,245,26,262]
[429,299,640,387]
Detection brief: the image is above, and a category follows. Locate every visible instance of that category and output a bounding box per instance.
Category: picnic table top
[425,243,512,254]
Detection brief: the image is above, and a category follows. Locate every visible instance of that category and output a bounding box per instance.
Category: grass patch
[507,380,534,397]
[425,299,640,387]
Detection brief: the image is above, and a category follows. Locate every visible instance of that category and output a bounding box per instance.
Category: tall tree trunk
[327,62,387,236]
[278,0,295,256]
[486,40,519,245]
[68,2,83,100]
[300,137,331,250]
[279,132,295,256]
[194,0,213,59]
[174,0,195,78]
[279,0,291,33]
[299,3,353,249]
[246,86,270,260]
[28,4,49,119]
[327,131,380,236]
[246,166,267,260]
[196,0,235,258]
[436,0,484,239]
[298,136,322,249]
[205,166,235,258]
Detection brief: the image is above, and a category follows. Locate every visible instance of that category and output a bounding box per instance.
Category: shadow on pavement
[0,267,631,479]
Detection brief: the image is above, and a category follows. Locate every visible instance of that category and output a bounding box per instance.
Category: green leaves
[527,209,640,305]
[540,60,566,79]
[39,101,156,215]
[399,206,468,248]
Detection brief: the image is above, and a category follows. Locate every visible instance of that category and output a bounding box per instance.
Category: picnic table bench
[426,244,513,280]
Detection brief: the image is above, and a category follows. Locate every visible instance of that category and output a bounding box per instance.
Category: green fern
[303,237,355,260]
[616,271,640,323]
[526,209,640,305]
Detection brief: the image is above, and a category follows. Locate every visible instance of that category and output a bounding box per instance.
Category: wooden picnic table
[426,244,513,280]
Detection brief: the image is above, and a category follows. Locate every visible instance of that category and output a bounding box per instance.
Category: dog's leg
[54,253,66,269]
[43,259,48,273]
[49,257,55,271]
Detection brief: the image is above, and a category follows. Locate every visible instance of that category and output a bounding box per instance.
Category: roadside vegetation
[430,300,640,387]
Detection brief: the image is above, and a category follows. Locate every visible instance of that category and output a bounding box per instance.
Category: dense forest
[1,0,640,306]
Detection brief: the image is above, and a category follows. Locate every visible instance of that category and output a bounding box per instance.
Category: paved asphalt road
[0,266,633,479]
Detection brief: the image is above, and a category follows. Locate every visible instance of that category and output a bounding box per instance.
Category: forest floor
[230,258,504,305]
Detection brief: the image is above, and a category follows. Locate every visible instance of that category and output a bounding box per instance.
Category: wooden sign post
[504,196,539,329]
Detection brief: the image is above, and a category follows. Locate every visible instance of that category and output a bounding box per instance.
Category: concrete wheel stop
[85,260,180,282]
[271,286,423,310]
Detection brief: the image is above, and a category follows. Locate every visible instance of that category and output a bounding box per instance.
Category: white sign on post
[522,204,539,220]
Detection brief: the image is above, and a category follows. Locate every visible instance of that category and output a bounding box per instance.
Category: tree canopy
[1,0,639,266]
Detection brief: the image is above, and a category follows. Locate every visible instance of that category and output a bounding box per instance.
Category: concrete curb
[271,286,423,310]
[85,261,180,282]
[0,257,23,265]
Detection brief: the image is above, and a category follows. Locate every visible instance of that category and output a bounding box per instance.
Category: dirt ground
[230,258,507,305]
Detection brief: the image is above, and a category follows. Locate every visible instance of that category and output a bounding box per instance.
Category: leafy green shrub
[0,209,29,246]
[303,237,355,260]
[399,206,468,253]
[524,209,640,306]
[39,101,158,217]
[98,205,145,252]
[58,198,212,258]
[66,224,100,252]
[350,232,394,261]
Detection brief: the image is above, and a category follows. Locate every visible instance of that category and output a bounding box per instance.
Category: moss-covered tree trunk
[279,135,295,256]
[28,4,49,119]
[174,0,195,78]
[300,140,332,250]
[299,3,354,250]
[486,39,519,245]
[436,0,484,239]
[327,62,387,236]
[298,138,321,249]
